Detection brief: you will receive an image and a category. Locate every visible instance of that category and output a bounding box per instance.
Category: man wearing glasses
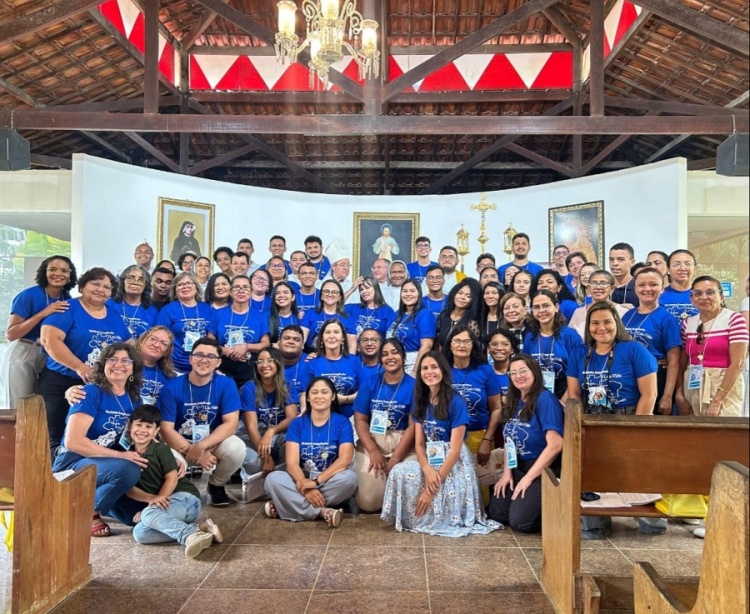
[437,246,466,294]
[150,266,175,311]
[357,329,383,382]
[158,337,245,507]
[407,236,438,284]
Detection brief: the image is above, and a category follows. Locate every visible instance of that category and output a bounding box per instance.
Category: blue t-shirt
[493,371,510,396]
[622,306,682,360]
[43,298,133,378]
[345,304,395,338]
[140,364,172,405]
[250,296,273,316]
[407,261,438,284]
[240,382,299,432]
[295,289,320,318]
[421,296,447,320]
[503,389,563,461]
[559,299,578,322]
[209,307,269,347]
[659,286,698,325]
[450,364,502,432]
[284,358,311,399]
[311,258,331,280]
[10,285,70,342]
[285,412,354,473]
[301,310,348,351]
[523,326,584,398]
[158,373,241,440]
[357,360,380,384]
[353,373,415,431]
[386,309,437,352]
[567,341,657,411]
[64,384,137,449]
[412,394,469,443]
[156,301,213,372]
[308,355,360,418]
[564,274,576,293]
[498,261,544,279]
[106,299,158,340]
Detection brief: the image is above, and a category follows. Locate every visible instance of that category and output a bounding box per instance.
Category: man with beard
[437,246,466,294]
[497,233,543,281]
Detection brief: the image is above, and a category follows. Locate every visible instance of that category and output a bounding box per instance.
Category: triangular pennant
[453,54,495,90]
[273,62,324,90]
[159,42,175,83]
[217,56,268,90]
[614,1,640,46]
[634,2,643,16]
[128,11,145,52]
[193,54,241,90]
[117,0,141,39]
[531,52,574,89]
[506,53,553,88]
[189,55,211,90]
[250,56,292,90]
[474,54,527,90]
[580,46,591,82]
[158,34,167,58]
[99,0,125,36]
[419,62,470,92]
[392,55,432,92]
[604,0,624,51]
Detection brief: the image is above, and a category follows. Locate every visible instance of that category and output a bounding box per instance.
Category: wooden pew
[540,400,749,614]
[0,395,96,614]
[633,461,748,614]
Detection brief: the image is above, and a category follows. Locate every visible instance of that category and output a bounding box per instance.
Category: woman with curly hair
[109,264,156,339]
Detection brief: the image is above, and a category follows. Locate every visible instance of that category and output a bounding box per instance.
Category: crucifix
[469,193,497,253]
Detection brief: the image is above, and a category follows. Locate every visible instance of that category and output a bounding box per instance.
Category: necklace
[310,412,332,461]
[112,389,134,415]
[188,376,214,421]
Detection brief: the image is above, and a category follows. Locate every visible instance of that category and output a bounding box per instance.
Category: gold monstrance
[456,225,469,273]
[469,193,497,253]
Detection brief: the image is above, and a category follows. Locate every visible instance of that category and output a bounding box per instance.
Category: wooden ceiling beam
[125,132,179,173]
[603,96,748,116]
[181,6,224,50]
[632,0,749,56]
[143,0,160,114]
[48,96,180,112]
[188,143,259,176]
[0,0,106,45]
[589,0,605,117]
[543,6,581,48]
[582,111,659,174]
[30,154,73,169]
[503,142,574,177]
[383,0,562,101]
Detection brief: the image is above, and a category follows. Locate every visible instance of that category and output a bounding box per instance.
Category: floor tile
[522,547,633,578]
[328,513,423,547]
[429,591,555,613]
[198,502,259,544]
[236,514,333,545]
[423,527,517,548]
[618,548,703,577]
[180,589,311,613]
[90,543,227,589]
[201,545,326,590]
[50,588,193,613]
[513,530,613,550]
[425,547,540,592]
[316,546,427,592]
[307,590,431,614]
[607,522,703,552]
[88,544,134,573]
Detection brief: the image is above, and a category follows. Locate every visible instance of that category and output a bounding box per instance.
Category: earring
[129,375,134,382]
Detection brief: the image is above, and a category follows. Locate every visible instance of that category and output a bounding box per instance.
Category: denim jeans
[53,450,142,517]
[581,515,667,539]
[133,491,202,545]
[237,425,285,480]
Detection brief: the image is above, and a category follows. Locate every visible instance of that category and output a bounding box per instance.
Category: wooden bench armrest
[634,562,692,612]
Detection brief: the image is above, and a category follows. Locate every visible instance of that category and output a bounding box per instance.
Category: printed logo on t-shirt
[452,384,482,417]
[504,419,531,457]
[423,419,447,442]
[86,330,122,367]
[584,369,625,406]
[93,407,130,448]
[177,400,217,437]
[300,441,336,472]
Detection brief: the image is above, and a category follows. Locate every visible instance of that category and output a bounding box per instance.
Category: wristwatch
[314,476,321,487]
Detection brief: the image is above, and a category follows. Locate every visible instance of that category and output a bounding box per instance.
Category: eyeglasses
[426,275,444,282]
[488,341,511,349]
[192,353,220,362]
[508,367,530,378]
[451,338,473,347]
[416,242,431,248]
[175,282,195,289]
[47,267,71,275]
[553,250,569,256]
[231,285,251,292]
[256,358,276,366]
[269,263,285,269]
[89,281,113,291]
[106,357,133,366]
[322,290,340,297]
[670,262,694,269]
[691,290,718,298]
[590,282,612,288]
[124,275,145,285]
[146,336,170,349]
[359,337,381,345]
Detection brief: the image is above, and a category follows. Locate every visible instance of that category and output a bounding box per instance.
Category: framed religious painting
[353,213,420,278]
[156,197,215,264]
[548,201,604,266]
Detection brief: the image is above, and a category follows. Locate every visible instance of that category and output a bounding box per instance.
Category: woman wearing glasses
[568,270,629,339]
[499,293,528,352]
[108,265,157,340]
[40,267,133,455]
[156,272,213,374]
[301,279,349,353]
[3,255,76,409]
[676,276,748,416]
[249,269,273,314]
[208,275,270,389]
[267,256,299,293]
[52,343,146,537]
[659,249,699,325]
[488,354,563,533]
[308,320,360,418]
[345,276,394,352]
[530,269,579,322]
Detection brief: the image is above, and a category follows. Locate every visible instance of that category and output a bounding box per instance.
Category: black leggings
[38,367,83,456]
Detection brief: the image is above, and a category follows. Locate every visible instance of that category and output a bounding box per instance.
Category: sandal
[91,513,111,537]
[263,501,278,519]
[321,508,343,528]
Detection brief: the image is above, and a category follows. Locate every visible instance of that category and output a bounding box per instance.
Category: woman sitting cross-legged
[487,354,563,533]
[263,377,358,527]
[380,351,501,537]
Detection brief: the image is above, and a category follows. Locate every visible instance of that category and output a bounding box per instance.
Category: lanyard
[188,376,214,420]
[582,345,615,405]
[536,334,557,370]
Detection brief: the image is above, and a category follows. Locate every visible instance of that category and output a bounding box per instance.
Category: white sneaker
[200,518,224,544]
[693,527,706,539]
[185,531,214,558]
[681,518,702,525]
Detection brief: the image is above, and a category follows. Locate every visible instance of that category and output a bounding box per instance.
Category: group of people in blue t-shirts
[3,233,747,551]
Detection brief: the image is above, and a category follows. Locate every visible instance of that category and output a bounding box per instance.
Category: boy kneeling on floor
[111,404,223,558]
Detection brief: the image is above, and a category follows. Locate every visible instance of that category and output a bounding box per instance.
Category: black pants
[38,367,83,456]
[654,364,672,414]
[488,457,560,534]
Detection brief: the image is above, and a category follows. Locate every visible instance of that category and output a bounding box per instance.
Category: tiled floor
[1,488,704,614]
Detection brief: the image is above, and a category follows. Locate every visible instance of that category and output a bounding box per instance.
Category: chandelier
[275,0,380,88]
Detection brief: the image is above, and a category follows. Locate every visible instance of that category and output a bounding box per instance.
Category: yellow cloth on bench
[655,494,709,518]
[0,487,13,504]
[0,488,14,552]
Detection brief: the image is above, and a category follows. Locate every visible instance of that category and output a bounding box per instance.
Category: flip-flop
[322,508,343,528]
[91,514,111,537]
[263,501,278,518]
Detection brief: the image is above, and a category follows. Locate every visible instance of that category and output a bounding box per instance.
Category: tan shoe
[200,518,224,544]
[185,531,214,558]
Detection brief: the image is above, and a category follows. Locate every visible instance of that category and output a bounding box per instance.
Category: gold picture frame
[352,212,420,278]
[548,200,604,266]
[156,197,215,263]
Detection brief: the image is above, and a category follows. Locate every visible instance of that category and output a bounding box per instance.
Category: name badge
[427,441,446,467]
[192,423,210,443]
[227,329,244,347]
[184,330,200,352]
[542,370,555,393]
[118,430,132,451]
[688,364,703,390]
[370,409,388,435]
[587,385,611,410]
[141,394,156,406]
[505,437,518,469]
